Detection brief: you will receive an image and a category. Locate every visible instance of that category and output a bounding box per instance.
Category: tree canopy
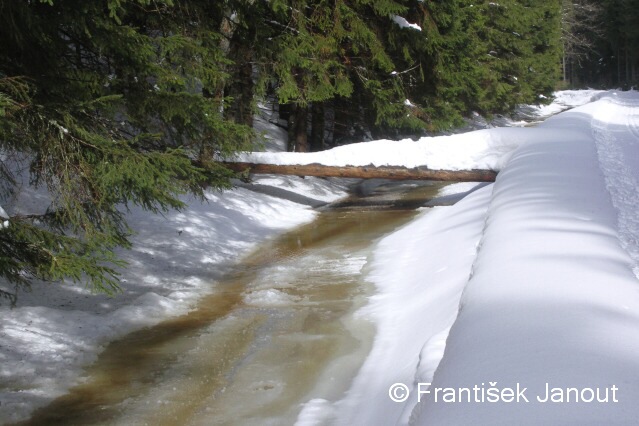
[251,0,563,145]
[0,0,252,302]
[4,0,632,301]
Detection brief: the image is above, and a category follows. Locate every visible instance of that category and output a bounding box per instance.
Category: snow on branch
[391,16,422,31]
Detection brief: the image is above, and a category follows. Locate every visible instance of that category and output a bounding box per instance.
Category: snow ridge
[412,93,639,425]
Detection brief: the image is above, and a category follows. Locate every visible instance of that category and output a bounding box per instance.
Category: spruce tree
[0,0,252,303]
[462,0,561,114]
[381,0,485,130]
[259,0,425,150]
[247,0,564,146]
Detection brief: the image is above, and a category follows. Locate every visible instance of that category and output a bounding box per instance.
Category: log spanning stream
[22,180,456,426]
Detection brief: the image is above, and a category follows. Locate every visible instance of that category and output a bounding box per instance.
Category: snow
[300,90,639,425]
[591,93,639,279]
[2,89,638,424]
[413,93,639,424]
[391,16,422,31]
[238,129,523,171]
[0,204,7,229]
[529,89,607,118]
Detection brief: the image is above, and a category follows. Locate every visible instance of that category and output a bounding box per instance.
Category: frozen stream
[21,181,450,426]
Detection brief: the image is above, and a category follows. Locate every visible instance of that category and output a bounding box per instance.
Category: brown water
[21,181,448,426]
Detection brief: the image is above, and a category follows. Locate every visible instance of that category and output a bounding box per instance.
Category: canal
[21,180,453,426]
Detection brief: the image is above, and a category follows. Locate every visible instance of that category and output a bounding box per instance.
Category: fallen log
[223,162,497,182]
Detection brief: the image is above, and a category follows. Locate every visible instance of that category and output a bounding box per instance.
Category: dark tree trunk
[626,44,631,86]
[294,105,309,152]
[235,55,254,127]
[618,47,622,85]
[226,29,255,127]
[310,102,325,152]
[286,104,297,152]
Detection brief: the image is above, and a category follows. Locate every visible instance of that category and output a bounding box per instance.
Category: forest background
[0,0,637,301]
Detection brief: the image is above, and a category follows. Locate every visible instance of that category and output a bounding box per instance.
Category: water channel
[21,180,453,426]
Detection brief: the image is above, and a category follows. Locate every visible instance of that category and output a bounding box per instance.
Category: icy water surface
[21,181,449,426]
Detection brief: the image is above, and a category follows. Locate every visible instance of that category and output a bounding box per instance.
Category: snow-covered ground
[412,91,639,425]
[2,89,634,424]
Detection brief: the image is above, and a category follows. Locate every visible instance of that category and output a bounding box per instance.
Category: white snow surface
[391,15,422,31]
[311,90,639,425]
[1,89,634,424]
[237,128,521,171]
[329,184,494,426]
[415,93,639,424]
[527,89,607,118]
[0,204,7,229]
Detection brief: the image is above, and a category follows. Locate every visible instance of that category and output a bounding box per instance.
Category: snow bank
[529,89,606,118]
[238,128,525,171]
[328,90,639,425]
[415,92,639,424]
[237,90,605,173]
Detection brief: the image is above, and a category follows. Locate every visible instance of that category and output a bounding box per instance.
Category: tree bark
[223,162,498,182]
[310,102,325,152]
[293,105,309,152]
[286,104,296,152]
[227,44,254,127]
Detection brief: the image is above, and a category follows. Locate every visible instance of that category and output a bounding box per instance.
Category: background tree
[557,0,639,88]
[383,0,485,130]
[601,0,639,86]
[466,0,561,113]
[192,0,567,152]
[363,0,561,129]
[560,0,603,86]
[257,0,425,151]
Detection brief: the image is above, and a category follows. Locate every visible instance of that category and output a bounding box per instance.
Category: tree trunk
[217,4,256,123]
[310,102,325,152]
[286,104,296,152]
[618,47,623,86]
[222,162,498,182]
[216,10,236,116]
[626,44,631,86]
[294,105,309,152]
[632,45,637,84]
[286,104,310,152]
[227,43,254,127]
